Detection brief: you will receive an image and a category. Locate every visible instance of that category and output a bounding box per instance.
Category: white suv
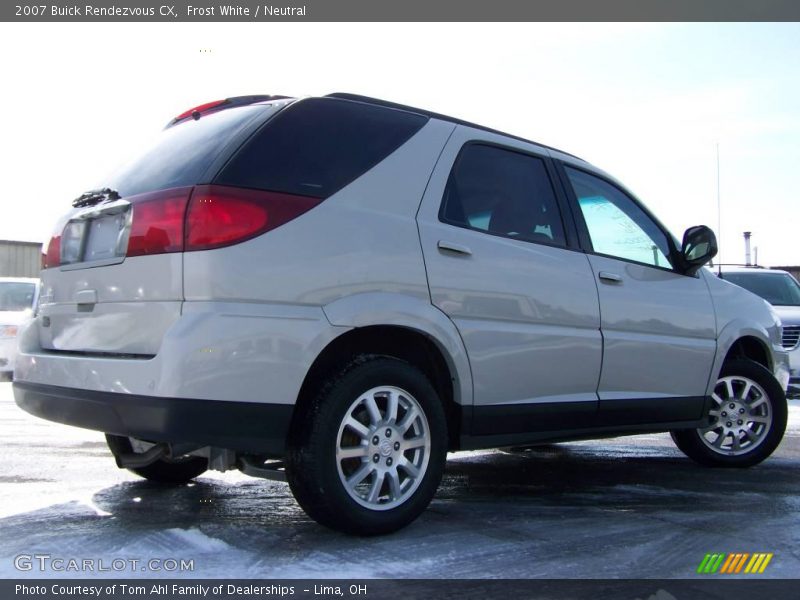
[13,94,791,534]
[717,266,800,398]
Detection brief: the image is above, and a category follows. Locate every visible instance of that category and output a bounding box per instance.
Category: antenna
[716,143,721,276]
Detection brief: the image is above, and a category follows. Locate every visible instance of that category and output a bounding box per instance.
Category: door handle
[598,271,623,283]
[75,289,98,304]
[437,240,472,256]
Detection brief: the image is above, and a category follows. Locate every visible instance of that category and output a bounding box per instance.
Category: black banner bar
[3,1,800,23]
[4,579,800,600]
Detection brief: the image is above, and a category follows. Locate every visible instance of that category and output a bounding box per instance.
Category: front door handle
[598,271,623,283]
[437,240,472,256]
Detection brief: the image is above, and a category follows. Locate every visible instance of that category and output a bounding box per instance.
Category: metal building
[0,240,43,278]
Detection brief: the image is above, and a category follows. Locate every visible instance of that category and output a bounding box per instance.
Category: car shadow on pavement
[438,443,798,515]
[80,443,798,527]
[5,442,797,534]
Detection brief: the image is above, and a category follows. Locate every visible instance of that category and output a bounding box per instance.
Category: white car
[12,94,792,534]
[718,266,800,398]
[0,277,39,380]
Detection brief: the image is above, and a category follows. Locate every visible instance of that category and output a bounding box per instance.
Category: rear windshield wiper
[72,188,121,208]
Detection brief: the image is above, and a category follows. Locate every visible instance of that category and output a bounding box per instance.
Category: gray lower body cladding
[13,382,292,456]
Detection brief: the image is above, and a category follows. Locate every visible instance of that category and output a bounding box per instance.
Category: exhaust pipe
[114,443,169,469]
[237,455,287,482]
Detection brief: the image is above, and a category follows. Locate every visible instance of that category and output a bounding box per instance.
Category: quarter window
[440,144,566,246]
[216,98,428,199]
[565,167,672,268]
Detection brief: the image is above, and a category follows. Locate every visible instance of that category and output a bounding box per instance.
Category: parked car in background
[0,277,39,380]
[718,266,800,398]
[11,93,792,534]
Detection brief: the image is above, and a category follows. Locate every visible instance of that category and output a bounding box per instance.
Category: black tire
[105,434,208,483]
[671,359,787,468]
[286,355,447,535]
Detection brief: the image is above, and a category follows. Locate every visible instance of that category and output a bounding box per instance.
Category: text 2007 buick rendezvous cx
[13,94,791,534]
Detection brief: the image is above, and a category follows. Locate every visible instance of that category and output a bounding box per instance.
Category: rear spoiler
[165,94,293,128]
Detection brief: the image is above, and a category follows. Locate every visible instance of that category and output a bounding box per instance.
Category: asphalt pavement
[0,381,798,579]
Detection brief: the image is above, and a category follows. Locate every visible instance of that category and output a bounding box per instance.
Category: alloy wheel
[335,385,431,511]
[699,375,772,456]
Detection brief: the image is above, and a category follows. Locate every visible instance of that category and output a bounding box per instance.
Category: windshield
[723,272,800,306]
[0,282,36,311]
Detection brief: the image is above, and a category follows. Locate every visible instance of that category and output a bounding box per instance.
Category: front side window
[565,167,672,268]
[440,144,566,246]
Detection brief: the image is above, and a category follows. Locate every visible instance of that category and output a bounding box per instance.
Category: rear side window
[106,104,273,198]
[440,144,567,247]
[215,98,428,199]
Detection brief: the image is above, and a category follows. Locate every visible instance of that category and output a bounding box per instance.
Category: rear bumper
[13,381,293,456]
[13,301,343,404]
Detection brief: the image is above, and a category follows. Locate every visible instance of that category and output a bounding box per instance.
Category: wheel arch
[292,293,474,450]
[724,336,771,371]
[707,320,774,396]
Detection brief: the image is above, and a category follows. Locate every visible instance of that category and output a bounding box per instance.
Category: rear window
[215,98,428,198]
[105,104,276,197]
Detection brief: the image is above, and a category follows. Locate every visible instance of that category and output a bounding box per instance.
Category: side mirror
[680,225,718,276]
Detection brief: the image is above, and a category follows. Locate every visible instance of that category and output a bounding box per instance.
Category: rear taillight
[126,188,192,257]
[44,184,321,267]
[44,234,61,268]
[185,185,321,251]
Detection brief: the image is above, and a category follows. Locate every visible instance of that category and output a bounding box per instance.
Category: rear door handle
[598,271,623,283]
[75,289,98,304]
[437,240,472,256]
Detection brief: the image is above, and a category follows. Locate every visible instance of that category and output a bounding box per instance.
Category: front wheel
[671,359,787,468]
[286,355,447,535]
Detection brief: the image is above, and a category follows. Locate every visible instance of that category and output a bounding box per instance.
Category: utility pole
[716,143,721,273]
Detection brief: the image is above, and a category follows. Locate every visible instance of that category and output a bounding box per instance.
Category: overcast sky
[1,22,798,266]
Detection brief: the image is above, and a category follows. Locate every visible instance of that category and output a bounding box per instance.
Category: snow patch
[124,528,232,554]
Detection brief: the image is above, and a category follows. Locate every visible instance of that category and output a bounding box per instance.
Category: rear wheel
[105,434,208,483]
[671,359,787,468]
[286,355,447,535]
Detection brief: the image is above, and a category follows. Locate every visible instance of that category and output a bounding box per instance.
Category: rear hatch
[38,98,289,355]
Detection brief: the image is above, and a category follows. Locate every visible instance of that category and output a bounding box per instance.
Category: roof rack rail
[325,92,584,162]
[714,263,765,268]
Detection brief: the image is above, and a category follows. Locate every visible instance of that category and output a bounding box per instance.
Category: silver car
[718,266,800,398]
[12,94,790,534]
